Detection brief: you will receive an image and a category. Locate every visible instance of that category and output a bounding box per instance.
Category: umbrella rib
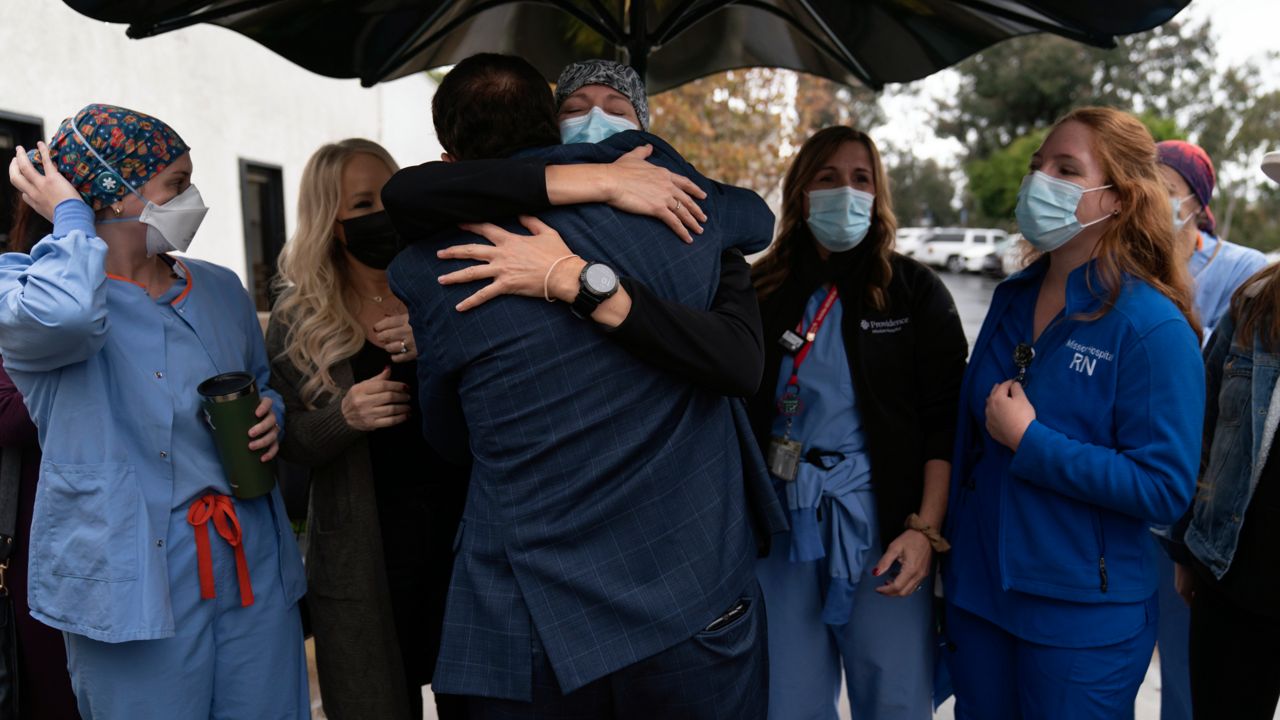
[582,0,622,36]
[790,0,873,83]
[369,0,622,85]
[947,0,1114,47]
[126,0,286,38]
[652,0,731,45]
[657,0,875,87]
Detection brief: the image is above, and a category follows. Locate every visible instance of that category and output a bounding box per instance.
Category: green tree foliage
[941,18,1280,248]
[937,19,1215,160]
[650,69,880,201]
[886,152,960,227]
[965,130,1047,226]
[1231,182,1280,253]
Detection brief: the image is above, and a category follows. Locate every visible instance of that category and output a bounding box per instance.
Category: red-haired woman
[747,126,968,718]
[942,107,1204,718]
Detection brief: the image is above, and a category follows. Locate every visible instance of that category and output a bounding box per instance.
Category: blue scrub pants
[756,528,933,720]
[1154,544,1192,720]
[65,495,309,719]
[944,603,1156,720]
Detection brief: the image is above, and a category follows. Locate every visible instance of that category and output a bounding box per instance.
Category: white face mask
[101,184,209,256]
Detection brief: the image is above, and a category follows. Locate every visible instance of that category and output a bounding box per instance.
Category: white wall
[0,0,442,283]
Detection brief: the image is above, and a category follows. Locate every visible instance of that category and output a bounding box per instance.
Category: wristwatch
[571,262,619,319]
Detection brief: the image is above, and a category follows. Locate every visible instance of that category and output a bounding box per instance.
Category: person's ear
[441,152,455,164]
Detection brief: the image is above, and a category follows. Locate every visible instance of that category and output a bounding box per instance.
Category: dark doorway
[240,160,287,311]
[0,113,44,252]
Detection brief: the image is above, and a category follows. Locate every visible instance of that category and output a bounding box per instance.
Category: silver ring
[399,340,409,354]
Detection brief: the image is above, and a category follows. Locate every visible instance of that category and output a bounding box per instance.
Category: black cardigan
[748,251,969,550]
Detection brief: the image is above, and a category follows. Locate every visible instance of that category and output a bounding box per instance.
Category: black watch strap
[571,289,605,319]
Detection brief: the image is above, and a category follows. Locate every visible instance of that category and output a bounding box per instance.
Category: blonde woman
[266,139,468,720]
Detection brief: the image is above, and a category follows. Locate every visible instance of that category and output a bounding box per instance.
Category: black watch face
[584,263,618,294]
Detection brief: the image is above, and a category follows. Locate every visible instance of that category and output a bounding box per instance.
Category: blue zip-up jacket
[1177,303,1280,578]
[0,200,305,642]
[946,258,1203,604]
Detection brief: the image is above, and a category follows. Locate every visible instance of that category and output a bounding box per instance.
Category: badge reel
[767,387,803,482]
[1013,342,1035,385]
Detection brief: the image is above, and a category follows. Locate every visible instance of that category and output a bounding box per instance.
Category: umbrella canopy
[64,0,1190,93]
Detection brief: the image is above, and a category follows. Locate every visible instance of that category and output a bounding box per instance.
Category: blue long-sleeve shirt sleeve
[0,199,109,372]
[1010,318,1204,525]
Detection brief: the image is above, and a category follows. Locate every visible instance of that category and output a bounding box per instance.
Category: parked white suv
[917,227,1010,273]
[895,227,929,257]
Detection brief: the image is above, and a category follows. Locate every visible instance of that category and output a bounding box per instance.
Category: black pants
[1189,583,1280,720]
[467,582,768,720]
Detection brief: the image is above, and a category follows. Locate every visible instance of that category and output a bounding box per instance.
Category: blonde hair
[752,126,898,310]
[273,139,399,407]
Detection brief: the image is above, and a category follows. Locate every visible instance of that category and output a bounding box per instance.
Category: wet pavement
[935,268,1002,352]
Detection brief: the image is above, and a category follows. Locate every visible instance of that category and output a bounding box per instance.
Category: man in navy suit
[387,54,779,718]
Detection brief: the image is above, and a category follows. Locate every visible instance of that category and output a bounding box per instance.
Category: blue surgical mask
[1171,193,1196,230]
[559,106,638,145]
[1014,171,1113,252]
[806,187,874,252]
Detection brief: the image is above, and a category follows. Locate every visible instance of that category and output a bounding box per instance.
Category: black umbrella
[64,0,1190,93]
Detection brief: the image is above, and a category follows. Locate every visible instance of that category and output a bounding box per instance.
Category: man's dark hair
[432,53,561,161]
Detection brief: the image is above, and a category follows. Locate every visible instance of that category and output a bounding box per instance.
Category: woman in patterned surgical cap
[3,104,309,719]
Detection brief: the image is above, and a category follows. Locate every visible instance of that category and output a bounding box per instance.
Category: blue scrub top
[769,285,876,625]
[948,274,1155,648]
[0,200,305,643]
[149,262,234,507]
[1189,232,1267,342]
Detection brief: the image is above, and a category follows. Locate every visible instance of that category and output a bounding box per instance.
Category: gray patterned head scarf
[554,59,649,131]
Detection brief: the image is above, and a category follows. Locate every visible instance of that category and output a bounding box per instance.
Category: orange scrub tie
[186,494,255,607]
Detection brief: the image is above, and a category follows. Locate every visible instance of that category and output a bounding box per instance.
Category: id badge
[778,329,805,354]
[767,436,803,481]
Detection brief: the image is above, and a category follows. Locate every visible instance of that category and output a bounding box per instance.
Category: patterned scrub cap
[554,59,649,131]
[1156,140,1217,235]
[28,104,189,211]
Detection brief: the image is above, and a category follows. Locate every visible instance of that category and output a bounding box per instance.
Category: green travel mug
[198,372,276,500]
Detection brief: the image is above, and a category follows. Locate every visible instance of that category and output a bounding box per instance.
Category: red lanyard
[787,286,840,387]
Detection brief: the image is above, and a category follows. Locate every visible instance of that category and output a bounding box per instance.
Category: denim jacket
[1179,303,1280,579]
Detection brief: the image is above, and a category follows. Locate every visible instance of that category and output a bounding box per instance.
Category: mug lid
[198,372,256,401]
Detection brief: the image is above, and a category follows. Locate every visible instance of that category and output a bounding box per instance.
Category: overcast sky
[872,0,1280,166]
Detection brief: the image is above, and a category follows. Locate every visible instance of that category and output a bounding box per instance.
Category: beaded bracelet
[905,513,952,553]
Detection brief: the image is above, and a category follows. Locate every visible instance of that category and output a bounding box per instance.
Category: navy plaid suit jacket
[387,131,778,701]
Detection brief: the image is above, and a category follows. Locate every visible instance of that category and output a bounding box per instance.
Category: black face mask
[341,211,404,270]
